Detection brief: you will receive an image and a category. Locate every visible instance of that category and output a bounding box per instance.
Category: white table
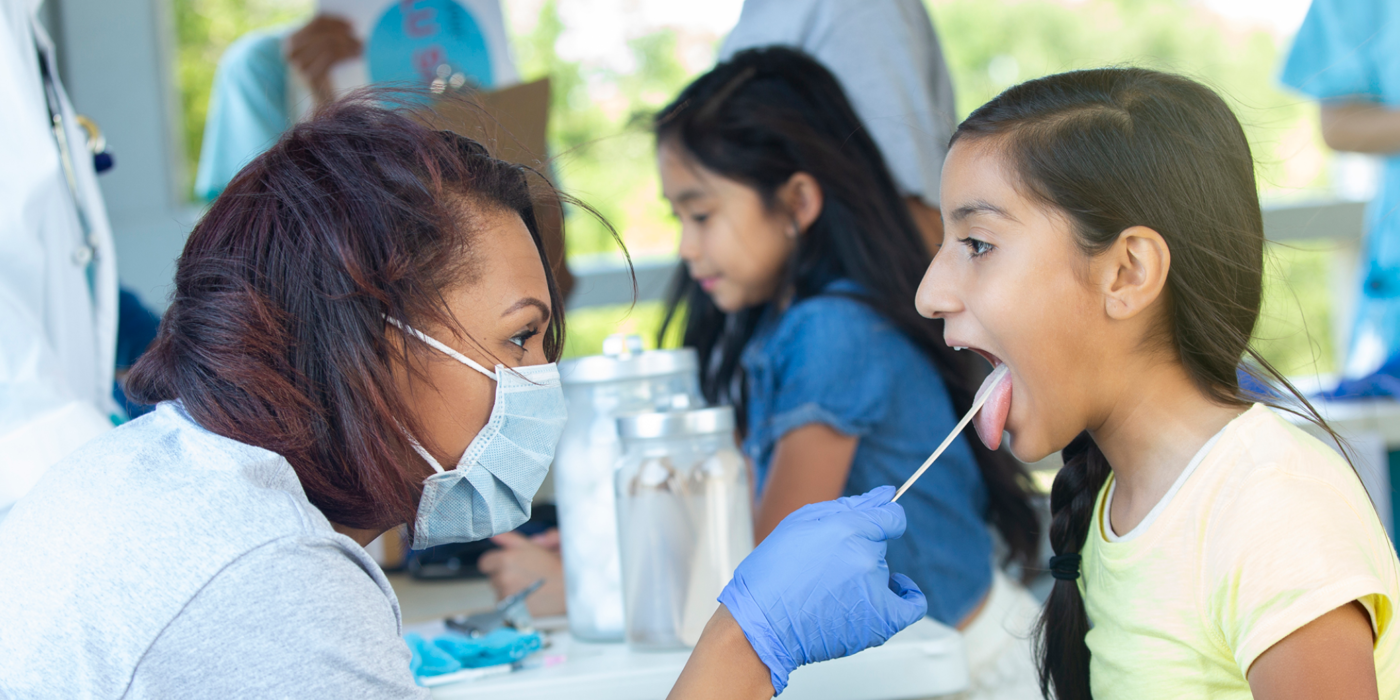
[426,618,968,700]
[390,576,971,700]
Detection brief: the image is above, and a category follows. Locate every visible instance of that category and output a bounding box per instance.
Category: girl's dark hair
[952,68,1349,699]
[655,47,1041,570]
[126,92,604,531]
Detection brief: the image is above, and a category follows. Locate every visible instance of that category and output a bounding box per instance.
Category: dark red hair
[127,93,581,530]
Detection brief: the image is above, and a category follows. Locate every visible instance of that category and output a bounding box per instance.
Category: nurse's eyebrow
[502,297,551,322]
[950,200,1018,223]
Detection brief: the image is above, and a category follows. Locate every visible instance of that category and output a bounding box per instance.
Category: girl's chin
[1004,429,1056,464]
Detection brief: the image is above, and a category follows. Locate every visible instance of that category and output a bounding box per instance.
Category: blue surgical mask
[387,318,567,549]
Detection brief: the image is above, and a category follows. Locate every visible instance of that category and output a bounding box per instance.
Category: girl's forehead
[942,142,1030,218]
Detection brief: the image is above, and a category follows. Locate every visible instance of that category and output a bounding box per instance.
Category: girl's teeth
[953,346,967,351]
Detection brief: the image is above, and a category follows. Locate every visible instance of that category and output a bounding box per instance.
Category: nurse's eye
[690,212,711,225]
[960,236,994,258]
[509,328,539,349]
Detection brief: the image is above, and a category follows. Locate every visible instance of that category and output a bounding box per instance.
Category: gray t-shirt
[719,0,957,206]
[0,402,427,698]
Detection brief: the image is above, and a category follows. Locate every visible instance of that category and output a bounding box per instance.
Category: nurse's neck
[333,523,393,549]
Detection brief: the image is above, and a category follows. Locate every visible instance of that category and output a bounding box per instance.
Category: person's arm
[1320,102,1400,155]
[1247,601,1378,699]
[477,529,568,616]
[286,16,363,106]
[670,487,927,698]
[669,605,775,700]
[755,424,857,541]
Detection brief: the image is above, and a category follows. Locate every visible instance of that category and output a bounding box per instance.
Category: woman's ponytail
[1034,432,1111,700]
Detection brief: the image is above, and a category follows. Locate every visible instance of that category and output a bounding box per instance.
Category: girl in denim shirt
[655,47,1043,697]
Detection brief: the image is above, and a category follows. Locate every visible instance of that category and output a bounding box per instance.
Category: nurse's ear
[1096,225,1171,322]
[775,172,823,237]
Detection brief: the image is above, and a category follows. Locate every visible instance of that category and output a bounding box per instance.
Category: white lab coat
[0,0,118,519]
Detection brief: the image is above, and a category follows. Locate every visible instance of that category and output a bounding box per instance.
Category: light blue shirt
[194,27,294,201]
[1282,0,1400,374]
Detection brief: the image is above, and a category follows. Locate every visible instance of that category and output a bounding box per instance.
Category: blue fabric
[111,287,161,420]
[1281,0,1400,375]
[1320,353,1400,399]
[740,279,992,625]
[194,27,294,202]
[405,633,461,677]
[405,629,542,682]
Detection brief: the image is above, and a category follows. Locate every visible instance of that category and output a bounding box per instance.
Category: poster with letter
[314,0,518,93]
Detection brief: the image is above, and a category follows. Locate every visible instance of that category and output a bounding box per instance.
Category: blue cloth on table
[1320,354,1400,400]
[404,628,542,681]
[1281,0,1400,377]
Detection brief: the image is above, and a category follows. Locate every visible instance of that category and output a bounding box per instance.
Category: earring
[787,222,799,239]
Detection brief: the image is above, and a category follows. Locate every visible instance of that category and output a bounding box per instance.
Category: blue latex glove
[718,485,927,695]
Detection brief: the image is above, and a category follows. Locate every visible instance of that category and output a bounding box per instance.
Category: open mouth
[954,346,1013,451]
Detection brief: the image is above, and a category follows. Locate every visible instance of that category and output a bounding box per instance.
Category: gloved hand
[718,486,927,695]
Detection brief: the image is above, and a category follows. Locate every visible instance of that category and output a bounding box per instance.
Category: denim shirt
[741,279,992,624]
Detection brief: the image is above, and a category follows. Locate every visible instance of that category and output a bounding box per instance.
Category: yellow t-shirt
[1080,404,1400,698]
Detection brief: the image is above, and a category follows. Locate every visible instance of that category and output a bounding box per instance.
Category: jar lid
[617,406,735,439]
[559,334,698,384]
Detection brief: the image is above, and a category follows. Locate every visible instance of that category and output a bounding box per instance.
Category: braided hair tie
[1049,553,1081,581]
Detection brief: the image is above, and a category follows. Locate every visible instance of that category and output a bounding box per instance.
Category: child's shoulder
[1222,404,1361,490]
[776,280,903,342]
[751,280,927,379]
[1201,404,1378,535]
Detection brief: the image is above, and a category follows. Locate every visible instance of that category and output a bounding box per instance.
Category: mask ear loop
[384,315,497,381]
[385,316,497,476]
[408,436,448,475]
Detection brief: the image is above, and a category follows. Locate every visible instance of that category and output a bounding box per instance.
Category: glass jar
[554,335,701,641]
[614,407,754,650]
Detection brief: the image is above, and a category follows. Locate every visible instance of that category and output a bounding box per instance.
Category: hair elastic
[1048,553,1081,581]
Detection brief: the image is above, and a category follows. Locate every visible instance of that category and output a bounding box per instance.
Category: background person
[0,0,121,522]
[719,0,958,253]
[1281,0,1400,381]
[195,1,517,202]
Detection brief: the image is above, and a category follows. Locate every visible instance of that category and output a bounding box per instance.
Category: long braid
[1034,432,1111,699]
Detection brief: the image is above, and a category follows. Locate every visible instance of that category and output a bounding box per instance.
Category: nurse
[0,0,121,521]
[0,96,924,698]
[1281,0,1400,378]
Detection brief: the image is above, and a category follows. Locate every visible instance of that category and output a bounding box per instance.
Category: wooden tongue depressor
[892,364,1010,503]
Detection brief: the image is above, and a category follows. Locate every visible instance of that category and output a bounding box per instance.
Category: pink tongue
[973,368,1013,451]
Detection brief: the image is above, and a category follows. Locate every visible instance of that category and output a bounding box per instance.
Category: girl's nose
[915,248,963,319]
[677,224,701,262]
